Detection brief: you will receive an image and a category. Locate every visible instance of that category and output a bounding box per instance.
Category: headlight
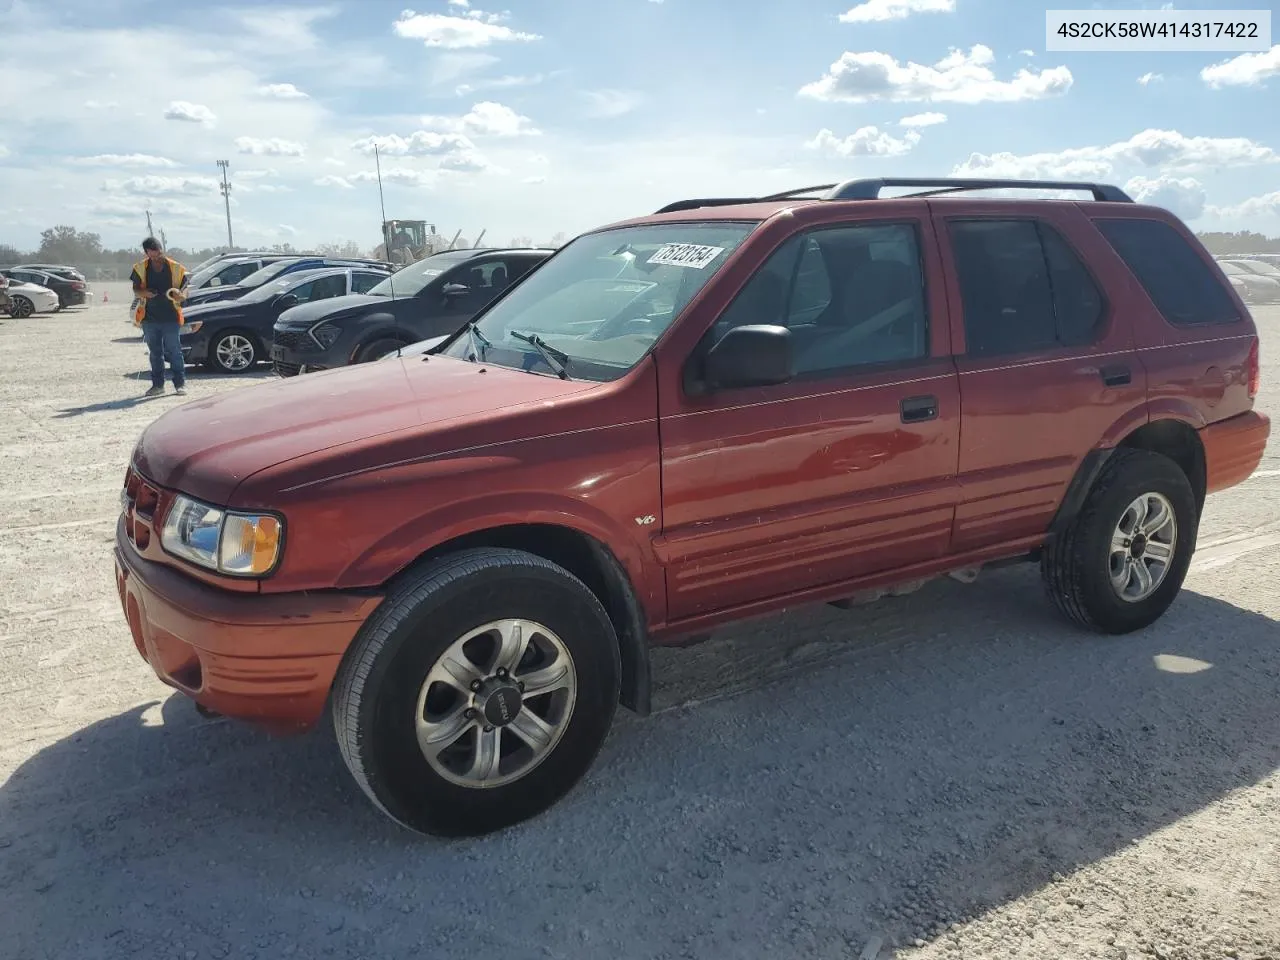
[161,494,283,576]
[310,321,341,348]
[180,321,203,335]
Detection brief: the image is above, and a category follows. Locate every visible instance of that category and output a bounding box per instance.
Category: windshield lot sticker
[647,244,725,269]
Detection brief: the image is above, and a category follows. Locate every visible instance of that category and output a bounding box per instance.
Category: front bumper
[113,519,383,732]
[270,326,346,374]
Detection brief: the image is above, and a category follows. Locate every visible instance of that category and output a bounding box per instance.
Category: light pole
[216,159,234,249]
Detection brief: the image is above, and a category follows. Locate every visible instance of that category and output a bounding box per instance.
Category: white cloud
[807,126,922,157]
[1018,49,1035,57]
[0,143,10,158]
[102,175,219,197]
[800,45,1073,103]
[1137,72,1163,86]
[234,136,306,157]
[323,157,346,166]
[522,175,546,183]
[232,7,336,52]
[236,168,277,180]
[350,167,440,188]
[582,89,642,118]
[84,99,119,110]
[455,72,554,95]
[952,129,1279,180]
[394,7,540,49]
[898,111,947,127]
[257,83,309,99]
[71,154,178,168]
[163,100,216,125]
[314,175,354,189]
[448,0,469,5]
[1124,175,1206,220]
[1208,191,1280,219]
[422,101,539,136]
[839,0,954,23]
[1201,45,1280,88]
[350,131,476,157]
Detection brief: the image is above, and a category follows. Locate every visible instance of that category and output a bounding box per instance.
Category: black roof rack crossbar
[654,197,760,214]
[824,177,1134,203]
[757,184,837,201]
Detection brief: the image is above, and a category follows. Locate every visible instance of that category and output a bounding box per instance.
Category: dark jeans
[142,322,185,388]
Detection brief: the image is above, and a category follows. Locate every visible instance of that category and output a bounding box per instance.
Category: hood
[183,299,251,319]
[277,293,388,327]
[133,353,598,504]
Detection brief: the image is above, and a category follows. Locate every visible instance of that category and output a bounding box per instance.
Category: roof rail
[823,177,1134,203]
[654,197,761,214]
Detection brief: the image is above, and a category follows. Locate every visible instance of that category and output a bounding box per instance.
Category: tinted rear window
[1094,219,1240,326]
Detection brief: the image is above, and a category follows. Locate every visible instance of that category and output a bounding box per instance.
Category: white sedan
[6,281,60,318]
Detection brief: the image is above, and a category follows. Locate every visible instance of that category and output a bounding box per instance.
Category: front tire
[9,296,33,318]
[207,330,259,374]
[1041,448,1197,634]
[357,337,408,363]
[332,548,621,836]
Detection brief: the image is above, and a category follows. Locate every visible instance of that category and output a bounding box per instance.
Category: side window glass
[288,280,318,302]
[791,223,927,374]
[949,220,1057,357]
[1041,225,1103,346]
[310,275,347,300]
[351,272,381,294]
[788,238,832,326]
[1095,218,1240,326]
[710,236,800,340]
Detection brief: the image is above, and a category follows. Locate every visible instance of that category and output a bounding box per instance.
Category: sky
[0,0,1277,252]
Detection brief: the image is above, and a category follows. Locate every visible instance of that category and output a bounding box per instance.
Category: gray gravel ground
[1,283,1277,960]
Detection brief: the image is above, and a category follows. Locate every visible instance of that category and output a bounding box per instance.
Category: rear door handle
[1099,364,1132,387]
[900,394,938,423]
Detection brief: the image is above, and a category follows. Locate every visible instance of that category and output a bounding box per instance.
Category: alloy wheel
[1109,492,1177,602]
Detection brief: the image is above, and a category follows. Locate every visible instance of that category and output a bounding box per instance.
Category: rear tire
[332,548,620,836]
[9,296,33,319]
[1041,448,1197,634]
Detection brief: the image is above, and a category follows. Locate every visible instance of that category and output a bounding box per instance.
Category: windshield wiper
[510,329,569,379]
[465,321,491,361]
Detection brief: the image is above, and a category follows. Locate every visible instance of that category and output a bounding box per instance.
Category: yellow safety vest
[132,257,187,326]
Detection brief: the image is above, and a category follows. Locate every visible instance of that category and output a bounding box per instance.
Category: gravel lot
[2,282,1277,960]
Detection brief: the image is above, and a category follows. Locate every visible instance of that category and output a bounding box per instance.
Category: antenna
[216,160,234,249]
[374,144,395,298]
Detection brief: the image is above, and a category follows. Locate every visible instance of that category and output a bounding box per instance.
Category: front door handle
[900,394,939,423]
[1100,364,1132,387]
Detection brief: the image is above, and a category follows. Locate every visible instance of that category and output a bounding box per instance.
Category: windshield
[242,270,329,303]
[439,223,754,381]
[238,259,304,289]
[368,254,470,298]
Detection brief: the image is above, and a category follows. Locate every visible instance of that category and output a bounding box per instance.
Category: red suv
[115,177,1268,836]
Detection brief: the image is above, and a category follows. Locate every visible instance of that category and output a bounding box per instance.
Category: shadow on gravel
[3,566,1278,959]
[54,396,165,417]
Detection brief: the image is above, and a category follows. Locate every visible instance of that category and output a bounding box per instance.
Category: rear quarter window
[1094,219,1241,326]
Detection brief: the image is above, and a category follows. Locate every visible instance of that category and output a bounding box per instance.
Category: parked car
[1217,260,1280,303]
[185,257,391,307]
[5,279,61,317]
[178,266,389,373]
[0,273,9,314]
[0,267,87,308]
[1224,258,1280,284]
[16,263,87,282]
[271,248,552,376]
[115,176,1268,837]
[184,255,296,293]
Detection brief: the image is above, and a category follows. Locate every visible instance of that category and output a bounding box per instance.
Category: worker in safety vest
[130,237,188,397]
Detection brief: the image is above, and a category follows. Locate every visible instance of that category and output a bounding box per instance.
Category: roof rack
[655,177,1133,214]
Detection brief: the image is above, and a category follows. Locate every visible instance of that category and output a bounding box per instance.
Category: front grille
[273,329,310,351]
[122,467,161,553]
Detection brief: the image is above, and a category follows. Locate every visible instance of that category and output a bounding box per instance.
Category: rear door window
[1094,218,1240,326]
[948,219,1104,356]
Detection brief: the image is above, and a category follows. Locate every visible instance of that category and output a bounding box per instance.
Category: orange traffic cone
[102,291,109,302]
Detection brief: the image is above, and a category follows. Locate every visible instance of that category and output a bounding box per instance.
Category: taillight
[71,281,85,290]
[1247,337,1260,400]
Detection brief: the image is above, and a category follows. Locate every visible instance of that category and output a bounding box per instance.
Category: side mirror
[703,324,793,390]
[442,282,469,298]
[275,293,300,310]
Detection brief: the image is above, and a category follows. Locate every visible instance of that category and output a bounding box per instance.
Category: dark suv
[270,247,552,376]
[115,177,1267,837]
[185,257,391,307]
